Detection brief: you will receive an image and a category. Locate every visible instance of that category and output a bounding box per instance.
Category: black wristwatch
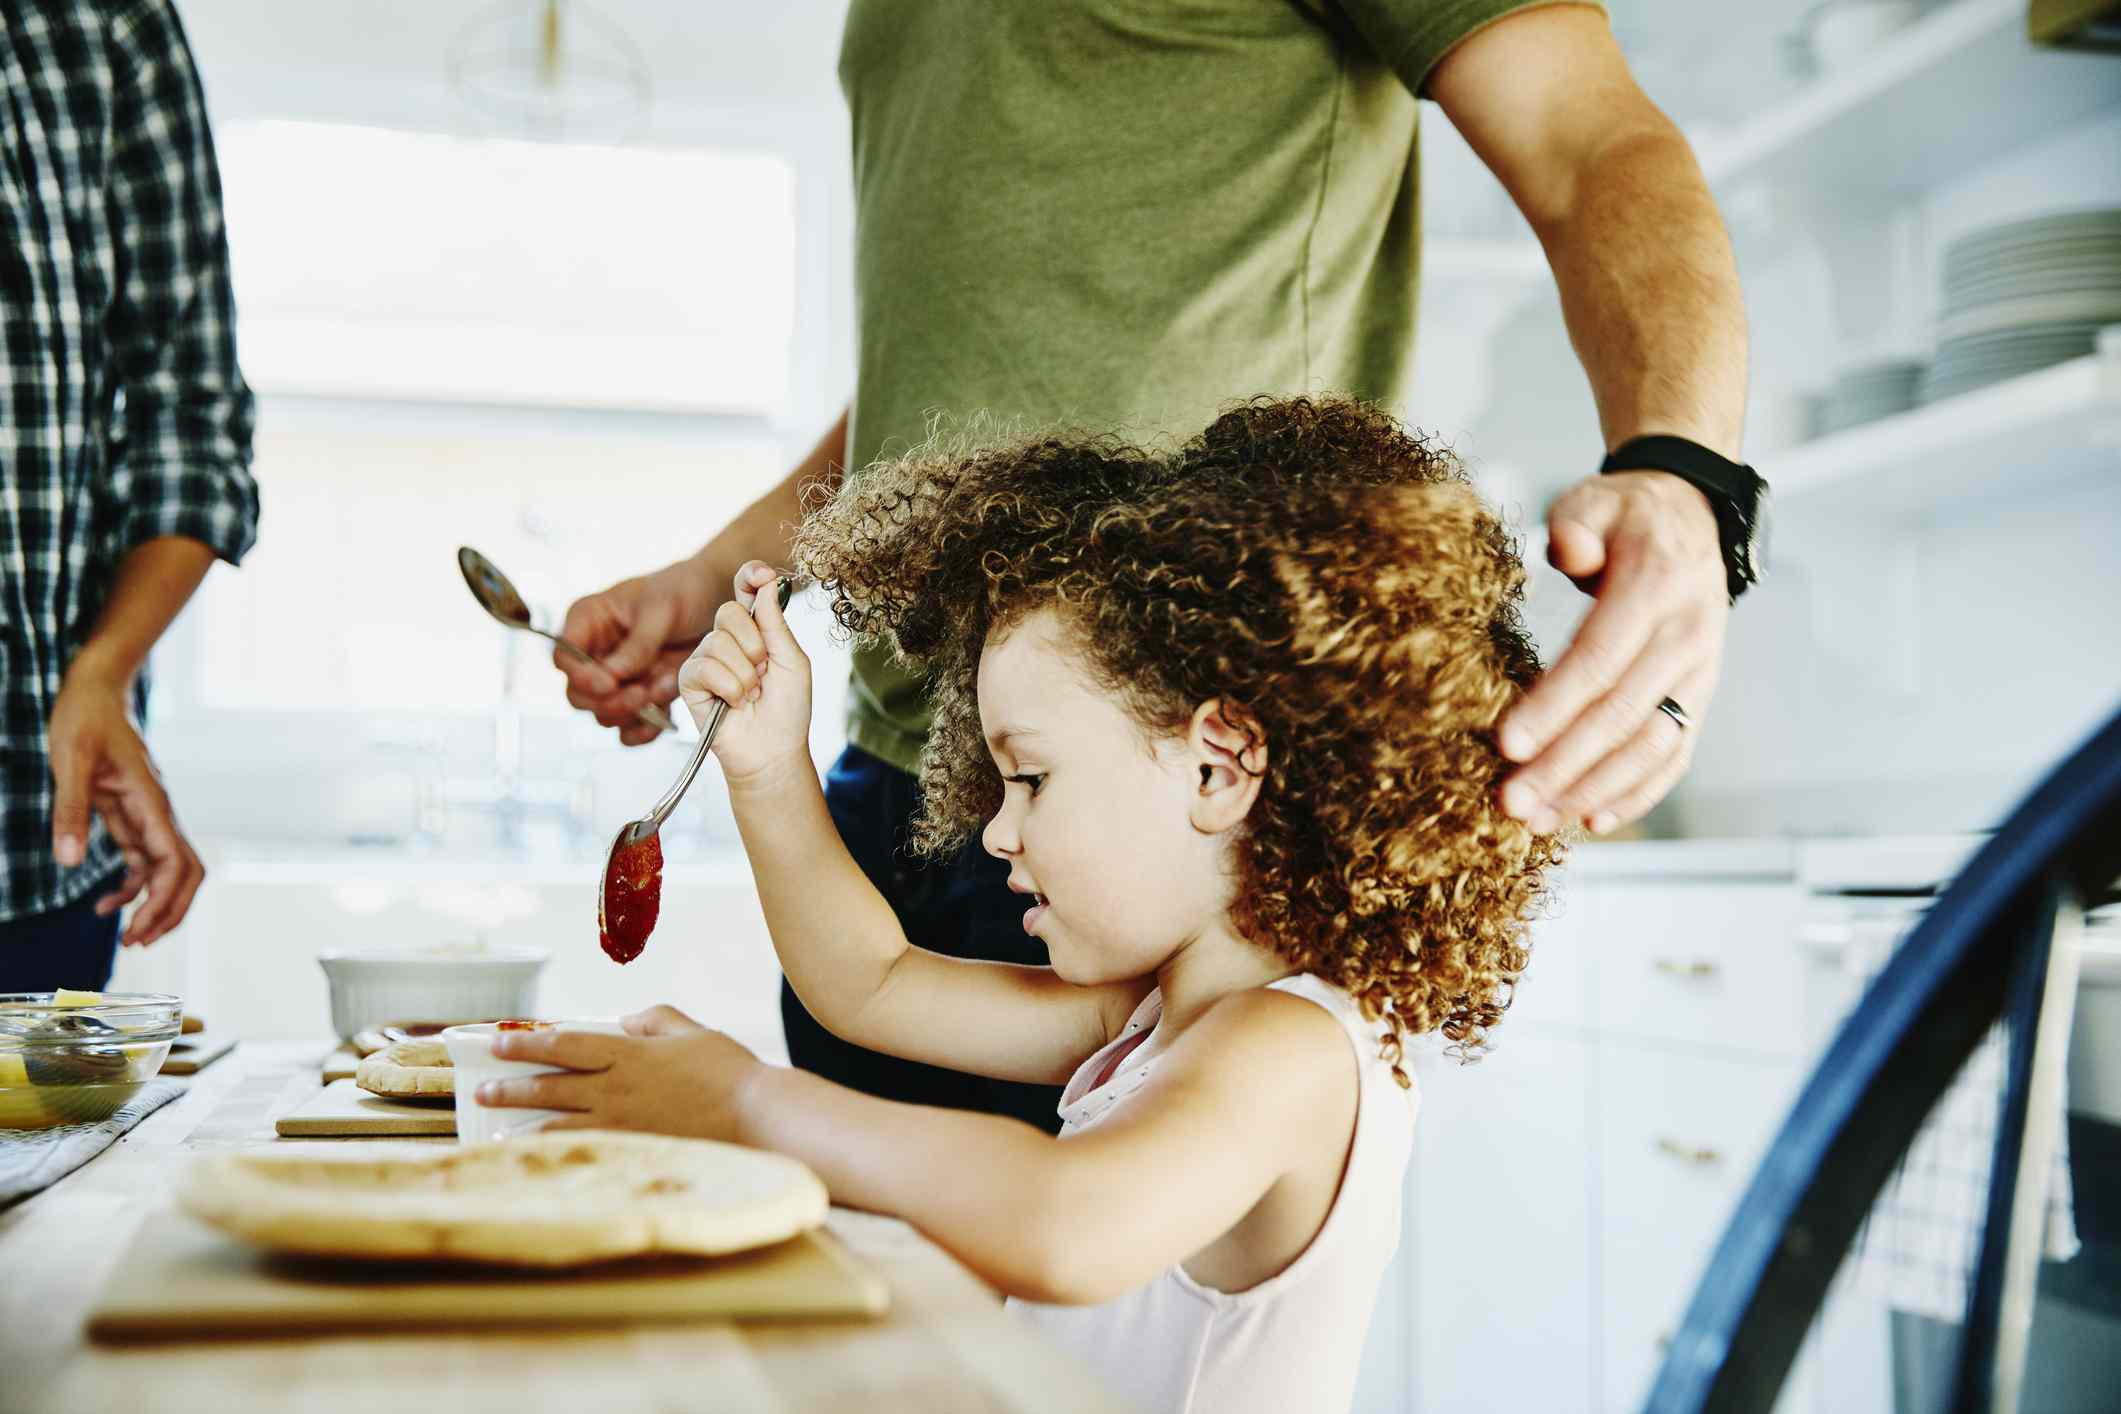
[1599,434,1770,604]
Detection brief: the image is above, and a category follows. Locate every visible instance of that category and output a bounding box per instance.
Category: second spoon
[457,545,678,737]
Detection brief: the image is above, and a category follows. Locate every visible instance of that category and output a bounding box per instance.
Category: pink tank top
[1007,974,1418,1413]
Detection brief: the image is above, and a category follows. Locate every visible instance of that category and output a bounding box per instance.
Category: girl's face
[978,609,1234,984]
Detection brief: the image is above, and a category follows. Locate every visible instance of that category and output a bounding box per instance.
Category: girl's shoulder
[1180,979,1364,1095]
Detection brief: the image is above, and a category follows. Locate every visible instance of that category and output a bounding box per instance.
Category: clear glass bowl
[0,992,182,1130]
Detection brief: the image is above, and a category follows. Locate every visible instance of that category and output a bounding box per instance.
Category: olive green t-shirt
[838,0,1597,774]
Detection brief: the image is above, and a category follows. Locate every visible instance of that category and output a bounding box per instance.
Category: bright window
[178,404,786,715]
[216,120,797,413]
[143,121,834,851]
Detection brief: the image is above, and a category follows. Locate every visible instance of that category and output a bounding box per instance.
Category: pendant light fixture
[448,0,651,142]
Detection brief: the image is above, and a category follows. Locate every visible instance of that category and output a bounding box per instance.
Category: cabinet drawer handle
[1655,1136,1723,1165]
[1653,957,1719,979]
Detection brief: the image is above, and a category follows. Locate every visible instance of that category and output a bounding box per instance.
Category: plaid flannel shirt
[0,1,257,922]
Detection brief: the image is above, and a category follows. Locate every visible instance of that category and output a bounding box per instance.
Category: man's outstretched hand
[1498,470,1729,835]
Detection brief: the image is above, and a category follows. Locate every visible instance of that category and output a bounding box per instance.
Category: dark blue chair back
[1645,702,2121,1414]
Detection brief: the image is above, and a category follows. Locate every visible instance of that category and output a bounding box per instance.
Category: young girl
[479,396,1562,1413]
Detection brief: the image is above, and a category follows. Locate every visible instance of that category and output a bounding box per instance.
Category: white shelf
[1424,237,1549,282]
[1569,837,1798,880]
[1772,351,2121,518]
[1697,0,2121,197]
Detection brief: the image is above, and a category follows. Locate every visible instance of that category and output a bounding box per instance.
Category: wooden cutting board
[321,1046,359,1084]
[160,1035,237,1076]
[276,1079,455,1137]
[87,1211,889,1340]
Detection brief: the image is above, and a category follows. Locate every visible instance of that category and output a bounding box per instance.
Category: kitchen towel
[1848,915,2082,1323]
[0,1079,185,1209]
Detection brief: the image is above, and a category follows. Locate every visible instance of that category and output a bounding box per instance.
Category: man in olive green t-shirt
[558,1,1747,1130]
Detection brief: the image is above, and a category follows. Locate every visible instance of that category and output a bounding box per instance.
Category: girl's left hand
[478,1005,760,1143]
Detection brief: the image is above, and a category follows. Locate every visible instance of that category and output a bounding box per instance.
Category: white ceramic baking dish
[316,945,548,1040]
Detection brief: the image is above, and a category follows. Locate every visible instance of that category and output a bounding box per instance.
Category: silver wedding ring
[1656,696,1692,732]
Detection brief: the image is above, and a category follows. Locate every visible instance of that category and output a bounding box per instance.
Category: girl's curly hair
[793,395,1565,1075]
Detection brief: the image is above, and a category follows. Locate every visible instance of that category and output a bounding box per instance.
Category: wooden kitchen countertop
[0,1042,1128,1414]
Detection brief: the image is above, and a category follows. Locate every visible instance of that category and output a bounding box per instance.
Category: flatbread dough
[355,1039,454,1099]
[178,1131,830,1267]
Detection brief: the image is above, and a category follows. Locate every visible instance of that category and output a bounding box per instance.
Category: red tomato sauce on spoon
[598,833,663,964]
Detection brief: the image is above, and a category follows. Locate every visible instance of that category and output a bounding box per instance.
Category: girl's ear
[1186,699,1267,835]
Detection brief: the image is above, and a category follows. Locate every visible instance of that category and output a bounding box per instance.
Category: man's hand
[478,1004,763,1142]
[1498,470,1728,835]
[559,412,846,746]
[555,562,715,747]
[47,668,204,946]
[1426,5,1746,836]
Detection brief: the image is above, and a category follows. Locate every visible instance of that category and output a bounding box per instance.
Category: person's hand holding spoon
[597,565,806,964]
[457,546,677,736]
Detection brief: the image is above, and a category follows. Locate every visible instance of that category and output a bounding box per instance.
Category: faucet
[433,516,596,853]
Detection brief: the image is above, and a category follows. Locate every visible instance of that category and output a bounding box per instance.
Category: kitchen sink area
[107,838,793,1066]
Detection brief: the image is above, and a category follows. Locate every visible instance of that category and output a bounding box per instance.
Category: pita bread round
[178,1131,830,1266]
[355,1039,455,1099]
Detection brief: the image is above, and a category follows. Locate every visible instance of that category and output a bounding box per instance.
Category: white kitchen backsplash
[1652,105,2121,842]
[107,844,789,1065]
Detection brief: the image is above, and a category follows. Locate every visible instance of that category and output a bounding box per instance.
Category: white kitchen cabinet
[1589,881,1808,1061]
[1349,873,1594,1414]
[1412,1027,1598,1413]
[1361,855,1832,1414]
[1348,875,1597,1414]
[1509,867,1590,1030]
[1812,1266,1896,1414]
[1595,1038,1811,1414]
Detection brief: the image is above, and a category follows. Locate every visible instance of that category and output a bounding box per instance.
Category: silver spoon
[597,576,795,961]
[457,545,677,736]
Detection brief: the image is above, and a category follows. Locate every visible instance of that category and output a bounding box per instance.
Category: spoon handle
[537,628,678,735]
[647,701,724,830]
[642,577,795,831]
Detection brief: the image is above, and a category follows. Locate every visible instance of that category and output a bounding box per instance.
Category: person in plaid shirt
[1,1,258,991]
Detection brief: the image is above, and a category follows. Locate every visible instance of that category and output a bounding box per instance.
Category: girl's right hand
[676,561,813,789]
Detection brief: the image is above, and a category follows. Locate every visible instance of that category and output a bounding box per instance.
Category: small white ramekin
[442,1019,625,1144]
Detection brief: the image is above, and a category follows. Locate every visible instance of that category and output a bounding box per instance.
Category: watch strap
[1599,435,1765,603]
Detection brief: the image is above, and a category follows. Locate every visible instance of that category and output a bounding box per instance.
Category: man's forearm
[64,536,217,690]
[1537,126,1748,459]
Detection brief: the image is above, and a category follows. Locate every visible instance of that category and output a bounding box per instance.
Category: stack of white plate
[1819,356,1924,435]
[1922,208,2121,405]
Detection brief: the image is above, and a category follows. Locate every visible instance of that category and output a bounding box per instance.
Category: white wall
[1423,99,2121,841]
[1680,109,2121,836]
